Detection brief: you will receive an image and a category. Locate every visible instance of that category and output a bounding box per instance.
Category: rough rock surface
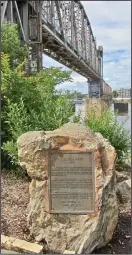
[17,123,118,254]
[116,179,131,204]
[115,161,131,208]
[115,163,131,183]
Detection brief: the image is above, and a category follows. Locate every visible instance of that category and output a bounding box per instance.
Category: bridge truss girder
[1,0,104,96]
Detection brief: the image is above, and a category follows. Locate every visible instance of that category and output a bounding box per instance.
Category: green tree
[1,23,27,68]
[1,23,74,172]
[74,91,86,99]
[2,54,74,167]
[112,90,118,98]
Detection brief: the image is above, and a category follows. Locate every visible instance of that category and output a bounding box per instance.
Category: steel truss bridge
[1,0,107,97]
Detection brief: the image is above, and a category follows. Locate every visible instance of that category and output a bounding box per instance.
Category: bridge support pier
[85,98,108,118]
[88,78,103,98]
[1,0,43,74]
[23,1,43,74]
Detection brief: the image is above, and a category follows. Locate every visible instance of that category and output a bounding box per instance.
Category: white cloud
[43,1,131,92]
[81,0,131,90]
[82,1,131,51]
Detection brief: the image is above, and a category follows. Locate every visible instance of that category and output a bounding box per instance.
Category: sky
[42,1,131,93]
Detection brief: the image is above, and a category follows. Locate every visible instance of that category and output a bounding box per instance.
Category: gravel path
[1,172,131,254]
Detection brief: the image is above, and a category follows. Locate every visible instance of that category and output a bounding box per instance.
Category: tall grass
[85,108,130,161]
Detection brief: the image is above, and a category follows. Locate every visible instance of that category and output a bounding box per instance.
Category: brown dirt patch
[1,172,131,254]
[93,209,131,254]
[1,171,32,242]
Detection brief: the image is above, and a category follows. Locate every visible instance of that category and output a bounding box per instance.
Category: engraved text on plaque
[48,151,95,214]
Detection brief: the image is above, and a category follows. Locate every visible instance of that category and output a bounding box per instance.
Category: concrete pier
[85,98,108,118]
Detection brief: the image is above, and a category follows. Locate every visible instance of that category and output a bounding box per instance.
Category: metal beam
[14,1,26,41]
[6,1,13,23]
[21,1,29,42]
[1,1,8,23]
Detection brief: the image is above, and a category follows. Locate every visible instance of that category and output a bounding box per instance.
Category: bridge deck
[28,0,103,80]
[42,23,100,79]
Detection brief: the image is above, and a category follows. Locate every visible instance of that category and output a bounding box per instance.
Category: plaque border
[48,150,95,214]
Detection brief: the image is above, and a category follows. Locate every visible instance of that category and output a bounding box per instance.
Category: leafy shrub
[72,110,83,123]
[1,54,74,170]
[1,23,76,173]
[1,23,27,68]
[85,108,130,160]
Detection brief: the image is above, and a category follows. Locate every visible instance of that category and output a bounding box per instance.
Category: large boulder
[17,123,118,254]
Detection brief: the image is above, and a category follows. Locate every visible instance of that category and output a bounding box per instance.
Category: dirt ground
[93,210,131,254]
[1,172,31,242]
[1,172,131,254]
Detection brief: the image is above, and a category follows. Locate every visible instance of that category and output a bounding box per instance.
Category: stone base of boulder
[1,235,43,254]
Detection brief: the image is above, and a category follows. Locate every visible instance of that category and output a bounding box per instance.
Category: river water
[111,103,131,133]
[75,103,131,133]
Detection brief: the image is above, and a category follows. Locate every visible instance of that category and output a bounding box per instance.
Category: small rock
[125,235,131,239]
[63,250,75,254]
[116,179,131,204]
[1,235,43,254]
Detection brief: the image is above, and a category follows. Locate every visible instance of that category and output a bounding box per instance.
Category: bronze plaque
[48,151,95,214]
